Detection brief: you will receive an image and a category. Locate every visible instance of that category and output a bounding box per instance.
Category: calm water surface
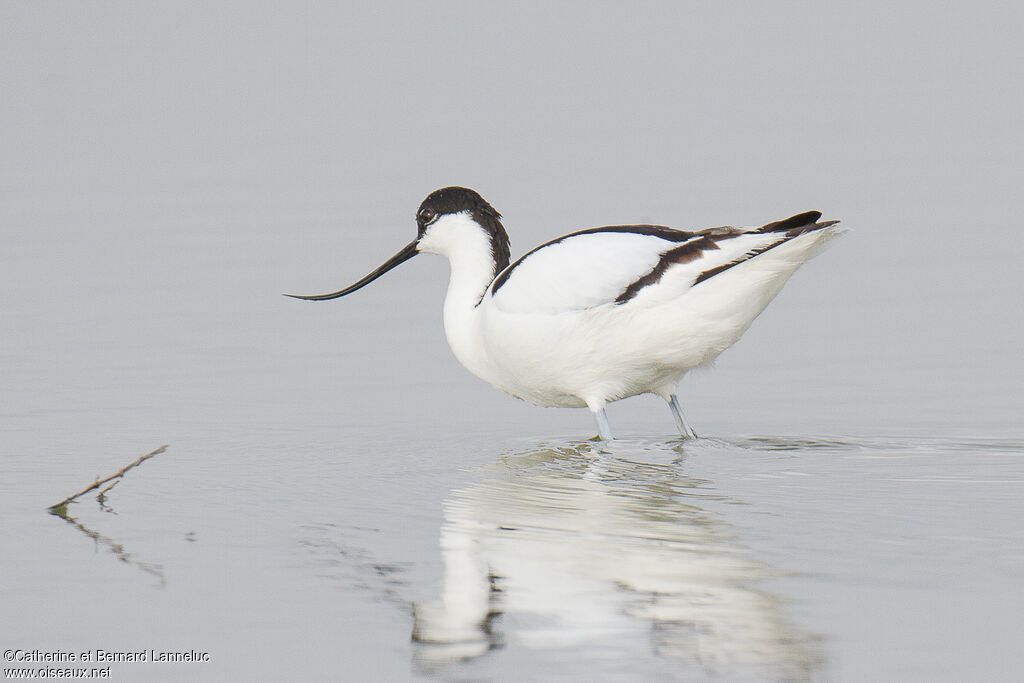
[3,420,1022,680]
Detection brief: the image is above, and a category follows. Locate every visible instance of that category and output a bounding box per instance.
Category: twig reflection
[50,506,166,587]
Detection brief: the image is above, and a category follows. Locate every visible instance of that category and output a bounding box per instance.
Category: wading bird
[288,187,841,439]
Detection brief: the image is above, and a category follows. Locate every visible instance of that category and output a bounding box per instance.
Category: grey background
[2,2,1021,681]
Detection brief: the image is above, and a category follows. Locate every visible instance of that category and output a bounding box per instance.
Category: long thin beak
[285,240,418,301]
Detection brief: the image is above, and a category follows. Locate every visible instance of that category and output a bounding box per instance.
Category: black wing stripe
[692,237,789,286]
[617,212,835,301]
[614,235,720,304]
[694,217,837,286]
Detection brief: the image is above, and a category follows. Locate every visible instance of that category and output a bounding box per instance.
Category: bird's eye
[418,208,438,226]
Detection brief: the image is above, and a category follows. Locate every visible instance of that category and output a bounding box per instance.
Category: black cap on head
[417,187,510,276]
[417,186,502,223]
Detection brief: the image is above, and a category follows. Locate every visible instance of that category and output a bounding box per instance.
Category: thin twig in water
[98,478,121,496]
[48,445,167,515]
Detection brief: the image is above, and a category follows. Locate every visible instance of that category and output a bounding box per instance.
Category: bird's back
[486,213,840,315]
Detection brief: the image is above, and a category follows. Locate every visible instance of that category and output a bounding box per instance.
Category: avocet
[288,187,842,439]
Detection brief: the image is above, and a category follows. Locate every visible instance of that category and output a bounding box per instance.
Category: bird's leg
[667,394,697,439]
[586,400,613,440]
[592,408,613,440]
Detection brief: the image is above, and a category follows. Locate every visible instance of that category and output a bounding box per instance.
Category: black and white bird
[288,187,842,439]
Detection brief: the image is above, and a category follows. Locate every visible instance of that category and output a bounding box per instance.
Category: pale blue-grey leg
[591,407,613,441]
[668,394,697,439]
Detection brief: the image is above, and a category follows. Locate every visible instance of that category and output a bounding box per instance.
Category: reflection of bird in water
[413,442,823,679]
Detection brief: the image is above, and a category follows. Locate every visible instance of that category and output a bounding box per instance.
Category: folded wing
[488,213,832,315]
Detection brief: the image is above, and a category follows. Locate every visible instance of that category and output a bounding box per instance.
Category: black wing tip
[759,210,837,234]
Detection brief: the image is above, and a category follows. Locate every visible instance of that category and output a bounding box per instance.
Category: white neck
[417,212,499,379]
